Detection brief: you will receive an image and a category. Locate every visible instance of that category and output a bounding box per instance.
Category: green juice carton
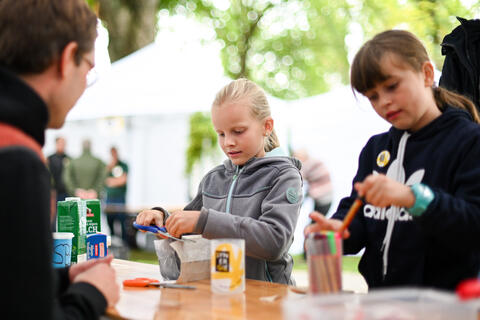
[85,199,101,234]
[56,197,87,263]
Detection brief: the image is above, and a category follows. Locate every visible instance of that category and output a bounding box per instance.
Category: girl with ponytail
[306,30,480,290]
[136,78,303,284]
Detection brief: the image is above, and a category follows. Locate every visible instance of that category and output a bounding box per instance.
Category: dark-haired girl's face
[363,54,439,132]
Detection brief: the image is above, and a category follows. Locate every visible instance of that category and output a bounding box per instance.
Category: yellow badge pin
[376,150,390,167]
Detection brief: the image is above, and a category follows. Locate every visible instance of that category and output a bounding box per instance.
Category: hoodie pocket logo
[286,187,299,204]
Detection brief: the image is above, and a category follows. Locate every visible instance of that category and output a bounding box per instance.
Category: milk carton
[56,197,87,263]
[85,199,101,234]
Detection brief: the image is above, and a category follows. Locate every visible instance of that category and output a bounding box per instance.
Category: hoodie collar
[0,67,49,146]
[223,147,301,173]
[389,106,470,141]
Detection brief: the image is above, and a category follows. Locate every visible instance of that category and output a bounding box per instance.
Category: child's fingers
[136,209,164,227]
[304,223,324,236]
[165,214,179,237]
[354,182,365,197]
[341,229,351,239]
[309,211,328,226]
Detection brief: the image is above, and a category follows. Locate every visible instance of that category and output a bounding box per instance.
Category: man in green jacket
[64,139,106,199]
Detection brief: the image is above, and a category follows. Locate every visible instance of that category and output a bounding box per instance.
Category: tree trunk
[98,0,158,62]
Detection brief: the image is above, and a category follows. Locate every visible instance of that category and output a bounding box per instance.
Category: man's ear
[58,42,79,79]
[264,117,274,136]
[422,61,435,87]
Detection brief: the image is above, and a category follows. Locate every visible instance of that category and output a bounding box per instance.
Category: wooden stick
[338,197,364,235]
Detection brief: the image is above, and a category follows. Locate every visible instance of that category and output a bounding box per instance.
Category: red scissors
[123,278,196,289]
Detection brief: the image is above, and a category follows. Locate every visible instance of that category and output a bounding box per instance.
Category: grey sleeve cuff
[151,206,170,225]
[193,207,209,234]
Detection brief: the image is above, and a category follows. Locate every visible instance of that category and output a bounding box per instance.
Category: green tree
[87,0,178,61]
[355,0,478,69]
[185,112,218,176]
[90,0,479,93]
[163,0,352,100]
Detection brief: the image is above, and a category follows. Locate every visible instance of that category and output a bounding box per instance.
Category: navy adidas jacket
[333,107,480,290]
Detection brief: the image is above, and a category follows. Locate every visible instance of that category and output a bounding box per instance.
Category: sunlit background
[43,0,480,254]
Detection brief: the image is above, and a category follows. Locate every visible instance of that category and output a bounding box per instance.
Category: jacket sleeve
[197,166,303,261]
[62,158,75,196]
[332,140,373,255]
[183,179,204,211]
[2,148,106,319]
[94,160,106,197]
[416,134,480,251]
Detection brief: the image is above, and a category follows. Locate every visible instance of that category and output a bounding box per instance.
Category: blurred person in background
[294,148,333,216]
[105,146,136,248]
[48,136,70,202]
[63,138,106,200]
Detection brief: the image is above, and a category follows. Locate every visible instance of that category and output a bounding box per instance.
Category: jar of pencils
[305,231,342,294]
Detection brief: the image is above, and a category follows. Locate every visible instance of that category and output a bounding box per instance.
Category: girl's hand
[136,209,168,239]
[165,210,201,238]
[304,211,350,239]
[355,174,415,208]
[136,209,164,227]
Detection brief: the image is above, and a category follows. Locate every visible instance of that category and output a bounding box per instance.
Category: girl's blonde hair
[350,30,480,123]
[212,78,280,152]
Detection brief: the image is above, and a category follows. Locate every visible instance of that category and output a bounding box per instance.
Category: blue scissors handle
[132,222,194,242]
[132,222,166,234]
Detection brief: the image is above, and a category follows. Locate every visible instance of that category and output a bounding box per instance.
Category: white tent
[68,40,229,120]
[44,35,391,254]
[45,39,231,209]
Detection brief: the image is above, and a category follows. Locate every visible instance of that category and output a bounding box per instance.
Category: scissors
[132,222,195,242]
[123,278,196,289]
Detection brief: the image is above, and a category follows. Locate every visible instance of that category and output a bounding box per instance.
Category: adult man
[105,146,135,247]
[48,136,70,202]
[64,139,106,199]
[0,0,119,318]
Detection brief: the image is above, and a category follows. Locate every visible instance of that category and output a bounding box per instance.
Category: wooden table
[107,259,301,319]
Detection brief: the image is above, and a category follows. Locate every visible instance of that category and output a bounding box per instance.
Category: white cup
[52,232,74,268]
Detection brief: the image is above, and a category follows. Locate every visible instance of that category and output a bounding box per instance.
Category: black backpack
[440,17,480,111]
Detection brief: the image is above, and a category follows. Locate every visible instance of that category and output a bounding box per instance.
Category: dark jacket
[440,17,480,111]
[333,107,480,290]
[0,67,107,319]
[183,150,303,284]
[48,152,69,195]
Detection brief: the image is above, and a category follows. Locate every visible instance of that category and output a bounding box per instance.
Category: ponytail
[433,87,480,123]
[264,129,280,152]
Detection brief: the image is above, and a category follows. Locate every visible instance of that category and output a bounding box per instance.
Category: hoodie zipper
[226,166,244,214]
[225,165,273,282]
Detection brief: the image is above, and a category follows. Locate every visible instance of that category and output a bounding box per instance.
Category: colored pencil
[338,197,364,235]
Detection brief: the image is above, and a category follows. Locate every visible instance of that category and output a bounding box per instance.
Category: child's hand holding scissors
[165,210,201,238]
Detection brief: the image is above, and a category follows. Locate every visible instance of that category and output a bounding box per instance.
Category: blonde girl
[137,79,303,284]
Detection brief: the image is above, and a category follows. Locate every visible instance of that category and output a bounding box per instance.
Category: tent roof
[68,41,230,120]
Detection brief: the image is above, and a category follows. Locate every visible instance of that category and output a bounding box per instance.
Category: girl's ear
[422,61,435,87]
[264,117,274,136]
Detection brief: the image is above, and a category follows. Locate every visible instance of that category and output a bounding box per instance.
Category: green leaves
[94,0,479,98]
[185,112,218,175]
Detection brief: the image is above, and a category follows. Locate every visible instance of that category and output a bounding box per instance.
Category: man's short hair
[0,0,97,75]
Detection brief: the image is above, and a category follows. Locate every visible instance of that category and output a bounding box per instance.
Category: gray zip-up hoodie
[183,149,303,284]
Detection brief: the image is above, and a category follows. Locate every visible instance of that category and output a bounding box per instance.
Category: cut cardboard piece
[154,235,210,283]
